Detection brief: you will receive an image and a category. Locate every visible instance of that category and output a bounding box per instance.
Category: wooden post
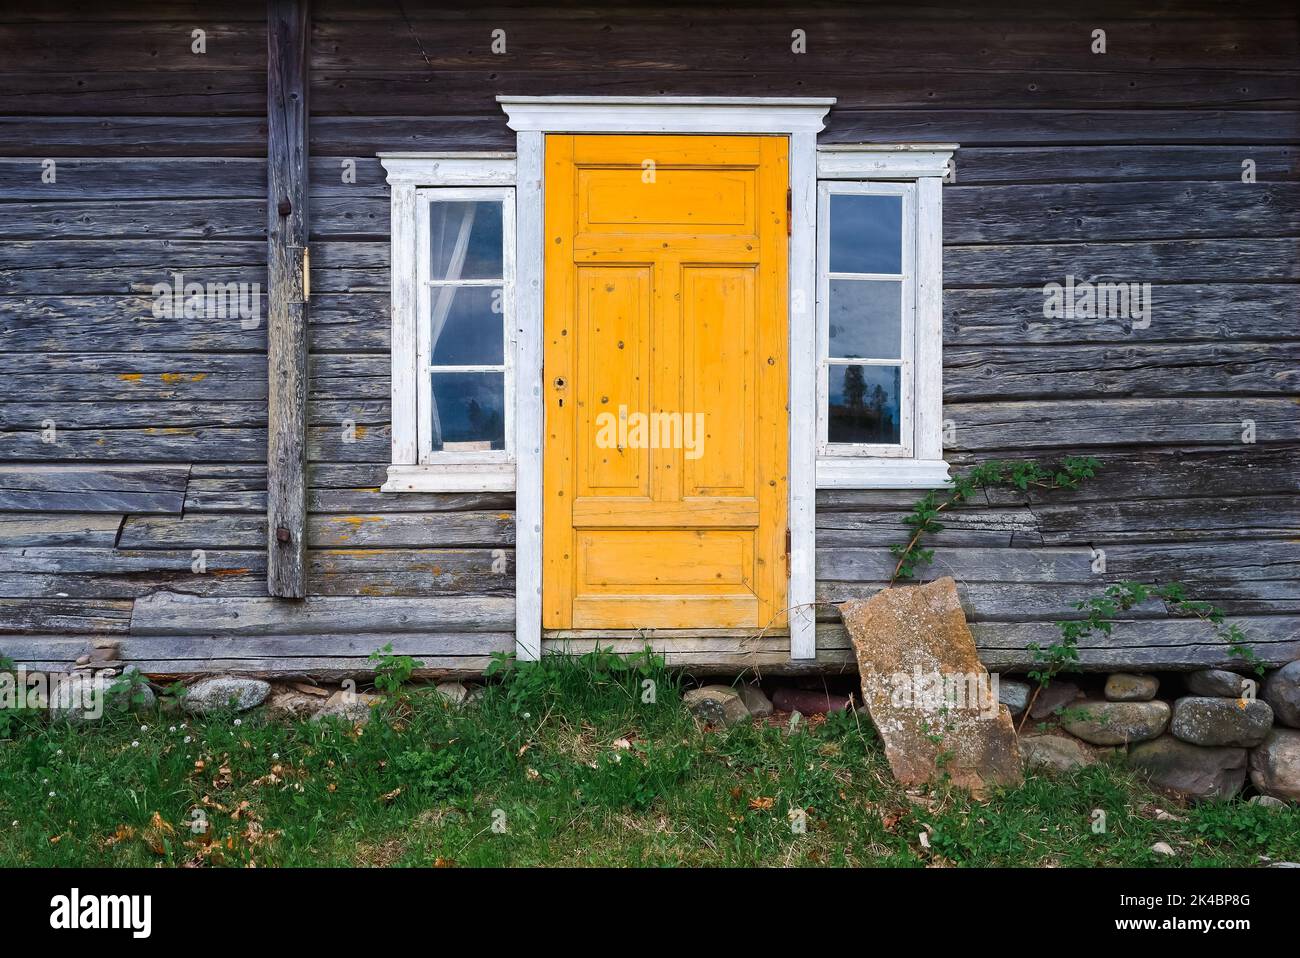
[266,0,309,597]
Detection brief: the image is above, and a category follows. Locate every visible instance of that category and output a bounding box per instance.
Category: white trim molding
[814,143,956,493]
[501,95,834,663]
[378,153,518,494]
[817,143,958,180]
[498,96,835,134]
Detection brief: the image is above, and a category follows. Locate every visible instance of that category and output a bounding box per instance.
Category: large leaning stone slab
[1249,728,1300,802]
[182,676,270,714]
[1263,661,1300,728]
[1171,696,1273,748]
[1129,736,1247,802]
[841,577,1022,796]
[1059,699,1170,746]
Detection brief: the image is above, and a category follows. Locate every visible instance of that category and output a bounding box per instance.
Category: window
[417,189,514,462]
[814,145,952,489]
[380,153,517,493]
[818,182,915,456]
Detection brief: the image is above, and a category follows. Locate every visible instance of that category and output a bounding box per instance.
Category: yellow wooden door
[543,134,789,630]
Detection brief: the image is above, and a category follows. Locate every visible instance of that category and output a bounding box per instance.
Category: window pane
[829,193,902,274]
[430,285,504,366]
[430,371,505,451]
[828,279,901,360]
[827,364,901,445]
[429,200,503,280]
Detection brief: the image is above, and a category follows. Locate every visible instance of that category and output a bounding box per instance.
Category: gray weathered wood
[0,464,189,513]
[0,515,122,548]
[131,592,514,634]
[266,0,311,597]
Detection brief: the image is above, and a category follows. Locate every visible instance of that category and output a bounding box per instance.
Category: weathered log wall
[0,0,1296,674]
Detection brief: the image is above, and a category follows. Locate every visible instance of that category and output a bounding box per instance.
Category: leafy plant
[1022,581,1263,731]
[393,746,472,802]
[368,644,423,697]
[890,456,1101,583]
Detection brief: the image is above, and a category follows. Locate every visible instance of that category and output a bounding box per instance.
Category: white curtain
[428,202,477,446]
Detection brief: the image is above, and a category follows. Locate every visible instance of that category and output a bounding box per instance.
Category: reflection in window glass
[829,194,902,274]
[430,371,505,451]
[429,201,504,280]
[430,285,504,366]
[828,279,901,359]
[827,364,900,445]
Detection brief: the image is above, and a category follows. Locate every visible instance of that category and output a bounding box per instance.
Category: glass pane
[429,200,503,280]
[828,279,901,360]
[829,193,902,274]
[827,364,901,445]
[430,285,504,366]
[430,371,505,451]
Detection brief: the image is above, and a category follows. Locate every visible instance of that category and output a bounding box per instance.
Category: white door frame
[499,96,835,662]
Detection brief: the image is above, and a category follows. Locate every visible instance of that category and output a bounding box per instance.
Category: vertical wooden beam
[266,0,309,597]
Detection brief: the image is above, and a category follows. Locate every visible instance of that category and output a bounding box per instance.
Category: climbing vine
[1020,581,1264,732]
[889,456,1102,584]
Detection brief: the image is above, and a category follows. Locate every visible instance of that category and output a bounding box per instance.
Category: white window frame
[379,153,517,493]
[814,144,955,490]
[817,180,917,459]
[415,185,515,466]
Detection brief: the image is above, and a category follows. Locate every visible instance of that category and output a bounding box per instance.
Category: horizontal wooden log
[0,597,131,634]
[824,109,1300,146]
[0,353,397,403]
[0,199,265,240]
[0,514,121,548]
[309,69,1300,115]
[946,284,1300,346]
[0,464,188,513]
[119,511,514,549]
[944,398,1300,450]
[977,445,1300,505]
[0,71,265,115]
[0,427,267,462]
[952,145,1299,184]
[945,341,1300,400]
[0,23,265,73]
[820,616,1300,671]
[0,158,386,201]
[817,508,1038,548]
[1033,494,1300,543]
[186,478,513,514]
[130,592,514,634]
[946,182,1300,243]
[946,238,1300,287]
[309,18,1300,73]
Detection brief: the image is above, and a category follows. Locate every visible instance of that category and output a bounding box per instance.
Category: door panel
[543,134,789,630]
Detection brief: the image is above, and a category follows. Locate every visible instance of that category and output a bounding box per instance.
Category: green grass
[0,652,1296,867]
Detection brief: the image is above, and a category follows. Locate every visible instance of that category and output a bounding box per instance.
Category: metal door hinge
[302,245,310,302]
[786,188,792,236]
